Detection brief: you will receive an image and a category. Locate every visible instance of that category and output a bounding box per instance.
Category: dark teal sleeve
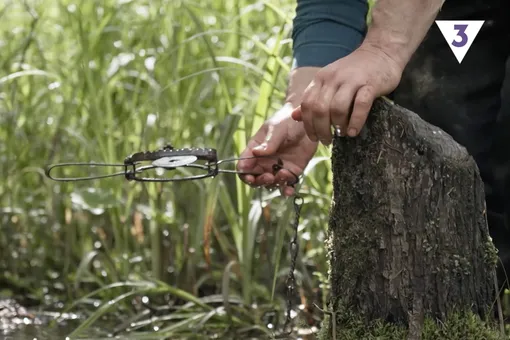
[292,0,369,68]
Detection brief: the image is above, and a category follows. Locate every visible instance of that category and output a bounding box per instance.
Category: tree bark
[320,98,501,340]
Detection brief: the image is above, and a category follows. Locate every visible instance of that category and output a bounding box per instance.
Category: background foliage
[0,0,333,338]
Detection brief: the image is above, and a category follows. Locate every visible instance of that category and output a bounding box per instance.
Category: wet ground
[0,296,321,339]
[0,298,81,340]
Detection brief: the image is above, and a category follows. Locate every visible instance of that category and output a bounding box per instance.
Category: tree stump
[319,98,502,339]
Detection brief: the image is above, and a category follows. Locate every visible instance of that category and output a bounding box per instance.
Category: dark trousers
[389,0,510,283]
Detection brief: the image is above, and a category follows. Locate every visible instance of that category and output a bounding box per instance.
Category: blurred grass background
[7,1,508,339]
[0,0,334,338]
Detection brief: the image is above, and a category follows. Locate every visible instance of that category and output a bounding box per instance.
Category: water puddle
[1,298,85,340]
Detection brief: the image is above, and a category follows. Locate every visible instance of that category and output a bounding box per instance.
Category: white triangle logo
[435,20,484,63]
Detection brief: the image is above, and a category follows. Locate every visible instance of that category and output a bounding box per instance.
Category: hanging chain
[279,128,340,336]
[282,194,304,336]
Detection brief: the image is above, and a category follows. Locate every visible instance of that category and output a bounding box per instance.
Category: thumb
[252,124,286,156]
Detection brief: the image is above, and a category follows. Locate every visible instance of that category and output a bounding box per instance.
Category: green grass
[5,1,507,339]
[0,0,333,338]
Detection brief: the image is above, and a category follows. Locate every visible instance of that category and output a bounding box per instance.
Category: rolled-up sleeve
[292,0,368,68]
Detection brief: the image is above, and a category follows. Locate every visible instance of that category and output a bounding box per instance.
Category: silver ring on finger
[333,125,342,137]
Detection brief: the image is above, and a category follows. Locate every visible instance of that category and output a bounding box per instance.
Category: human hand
[237,103,318,196]
[291,44,404,145]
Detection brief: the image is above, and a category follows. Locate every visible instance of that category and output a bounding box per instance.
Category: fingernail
[348,128,357,137]
[253,143,267,151]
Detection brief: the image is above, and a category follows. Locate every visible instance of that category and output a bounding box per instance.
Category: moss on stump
[321,98,502,340]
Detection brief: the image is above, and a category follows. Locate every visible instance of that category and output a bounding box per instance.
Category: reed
[0,0,332,337]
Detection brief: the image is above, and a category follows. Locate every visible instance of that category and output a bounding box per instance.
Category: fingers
[300,80,322,142]
[347,85,375,137]
[251,124,284,157]
[280,186,295,197]
[237,140,259,170]
[300,72,353,144]
[273,162,302,197]
[291,106,303,122]
[239,159,277,188]
[237,123,284,174]
[237,140,302,196]
[237,138,265,186]
[297,82,376,141]
[241,160,299,194]
[237,122,288,189]
[312,85,336,145]
[330,85,358,137]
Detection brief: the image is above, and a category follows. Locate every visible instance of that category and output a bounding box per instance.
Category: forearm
[363,0,445,69]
